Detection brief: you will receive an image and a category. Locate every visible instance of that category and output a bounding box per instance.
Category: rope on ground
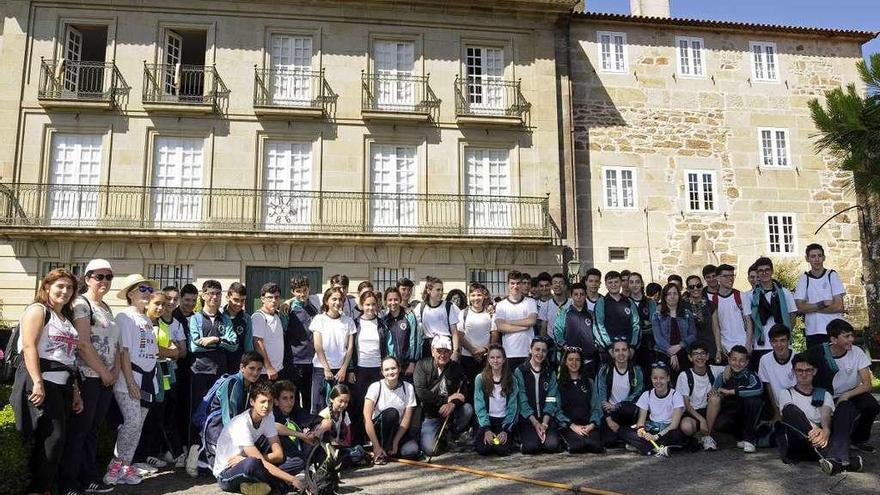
[393,458,627,495]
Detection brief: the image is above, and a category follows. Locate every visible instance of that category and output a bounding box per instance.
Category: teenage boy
[748,258,797,368]
[396,277,418,311]
[710,264,753,364]
[676,343,725,450]
[174,282,199,454]
[593,271,640,355]
[174,283,199,331]
[795,244,846,348]
[705,345,763,453]
[583,268,602,313]
[493,271,539,370]
[619,269,631,298]
[666,274,683,291]
[213,381,304,495]
[702,264,719,296]
[534,272,553,334]
[747,265,759,289]
[272,380,318,464]
[282,276,318,414]
[757,324,796,416]
[223,282,253,375]
[807,319,879,453]
[252,283,285,381]
[775,353,863,474]
[539,273,570,337]
[590,338,643,447]
[553,283,599,375]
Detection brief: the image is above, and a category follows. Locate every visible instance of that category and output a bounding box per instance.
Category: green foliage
[0,403,30,494]
[772,258,807,352]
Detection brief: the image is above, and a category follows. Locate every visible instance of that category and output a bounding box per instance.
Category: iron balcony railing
[38,59,130,106]
[454,75,530,121]
[253,67,336,112]
[361,72,440,115]
[142,63,229,107]
[0,183,554,240]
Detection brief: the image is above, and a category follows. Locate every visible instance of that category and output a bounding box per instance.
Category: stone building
[0,0,573,314]
[565,6,873,318]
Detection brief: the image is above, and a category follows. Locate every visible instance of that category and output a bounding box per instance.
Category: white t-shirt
[538,297,571,326]
[365,380,416,419]
[794,270,845,336]
[758,351,796,404]
[115,307,158,394]
[610,366,631,404]
[675,365,725,410]
[831,346,872,398]
[586,296,600,313]
[488,382,507,418]
[460,308,492,357]
[252,310,284,373]
[166,317,186,342]
[778,387,834,425]
[417,301,460,339]
[18,305,79,385]
[713,290,750,352]
[310,313,357,369]
[212,410,278,477]
[636,388,685,424]
[308,293,357,317]
[749,287,797,350]
[72,296,119,379]
[494,297,538,359]
[356,318,382,368]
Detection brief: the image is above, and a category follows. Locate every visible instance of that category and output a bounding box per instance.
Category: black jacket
[413,356,467,418]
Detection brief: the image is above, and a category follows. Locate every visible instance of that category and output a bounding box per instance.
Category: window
[675,36,705,77]
[370,144,417,232]
[148,263,195,289]
[465,148,510,234]
[758,128,790,167]
[61,24,109,97]
[40,261,89,280]
[469,268,508,300]
[372,267,414,294]
[466,46,505,114]
[152,136,204,227]
[603,167,637,209]
[263,141,312,230]
[766,214,797,255]
[597,31,627,73]
[373,40,415,111]
[608,247,628,262]
[161,28,208,100]
[268,34,313,106]
[48,133,102,226]
[685,170,717,212]
[750,41,778,82]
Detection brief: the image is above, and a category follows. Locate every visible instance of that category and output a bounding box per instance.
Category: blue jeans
[217,441,304,493]
[419,403,474,456]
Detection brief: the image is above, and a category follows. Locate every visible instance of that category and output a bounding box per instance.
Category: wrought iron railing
[38,59,130,106]
[361,72,440,115]
[454,75,530,121]
[253,67,336,113]
[0,183,553,240]
[142,63,229,107]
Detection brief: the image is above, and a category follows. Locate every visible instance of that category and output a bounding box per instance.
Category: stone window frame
[749,40,779,83]
[756,127,792,168]
[683,169,718,213]
[608,247,629,263]
[596,31,629,73]
[601,166,638,210]
[765,212,798,256]
[674,35,706,78]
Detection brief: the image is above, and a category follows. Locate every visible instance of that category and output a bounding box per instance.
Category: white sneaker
[185,444,200,477]
[174,452,187,469]
[742,441,756,453]
[655,446,671,458]
[702,436,718,451]
[736,441,745,449]
[131,462,158,475]
[118,465,143,485]
[145,456,168,468]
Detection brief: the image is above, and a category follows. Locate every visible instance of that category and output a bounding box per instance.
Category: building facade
[0,0,573,314]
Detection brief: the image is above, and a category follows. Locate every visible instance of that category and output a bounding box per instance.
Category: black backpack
[1,304,51,385]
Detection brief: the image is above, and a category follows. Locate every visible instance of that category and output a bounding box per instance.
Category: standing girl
[382,287,421,381]
[363,356,420,463]
[629,272,657,372]
[351,291,387,442]
[458,283,494,396]
[473,345,518,456]
[416,276,461,359]
[621,362,690,456]
[11,268,82,495]
[514,338,562,454]
[310,287,357,414]
[651,284,696,373]
[557,349,604,454]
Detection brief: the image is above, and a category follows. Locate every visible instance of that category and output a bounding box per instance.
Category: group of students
[8,241,879,495]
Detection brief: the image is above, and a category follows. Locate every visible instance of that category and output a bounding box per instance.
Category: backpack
[191,373,233,429]
[711,289,743,311]
[803,270,837,299]
[1,304,51,385]
[418,300,455,331]
[684,367,715,397]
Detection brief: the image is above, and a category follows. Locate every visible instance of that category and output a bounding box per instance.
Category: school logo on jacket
[543,381,549,391]
[584,317,592,326]
[400,322,408,330]
[624,307,631,316]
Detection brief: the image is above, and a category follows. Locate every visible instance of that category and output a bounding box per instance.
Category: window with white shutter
[370,144,417,232]
[603,167,637,209]
[750,41,778,82]
[685,170,717,212]
[758,128,790,167]
[48,133,102,226]
[466,46,505,114]
[465,148,511,234]
[598,31,627,73]
[263,141,312,230]
[152,136,204,227]
[766,213,797,254]
[269,34,313,105]
[676,36,705,77]
[373,41,415,111]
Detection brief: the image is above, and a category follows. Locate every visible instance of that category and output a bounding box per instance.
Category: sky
[586,0,880,59]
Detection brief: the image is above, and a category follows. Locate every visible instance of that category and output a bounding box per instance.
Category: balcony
[361,72,440,122]
[37,59,130,110]
[253,67,337,119]
[142,63,229,114]
[454,75,530,126]
[0,183,556,243]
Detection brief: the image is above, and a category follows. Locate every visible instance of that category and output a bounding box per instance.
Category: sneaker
[239,482,272,495]
[702,436,718,451]
[625,443,638,452]
[146,456,168,468]
[845,455,864,472]
[185,445,200,478]
[117,465,142,485]
[735,441,745,449]
[62,490,84,495]
[819,458,844,476]
[131,463,158,475]
[852,442,876,453]
[174,452,187,469]
[742,441,756,453]
[103,460,124,485]
[655,446,671,458]
[83,481,114,494]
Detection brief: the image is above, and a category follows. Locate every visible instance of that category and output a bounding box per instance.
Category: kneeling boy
[705,345,764,453]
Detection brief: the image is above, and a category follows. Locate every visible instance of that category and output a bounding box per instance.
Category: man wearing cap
[413,335,473,456]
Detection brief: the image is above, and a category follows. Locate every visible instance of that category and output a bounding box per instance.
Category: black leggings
[560,424,604,453]
[475,417,513,456]
[28,380,73,492]
[620,427,689,455]
[518,417,560,454]
[598,401,640,446]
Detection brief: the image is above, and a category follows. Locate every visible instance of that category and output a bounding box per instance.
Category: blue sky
[586,0,880,58]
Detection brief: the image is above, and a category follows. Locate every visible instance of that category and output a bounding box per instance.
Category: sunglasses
[137,285,155,294]
[687,284,702,290]
[91,274,114,281]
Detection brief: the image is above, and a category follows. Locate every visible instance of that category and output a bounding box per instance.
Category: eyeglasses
[687,284,703,290]
[90,274,114,281]
[137,285,155,294]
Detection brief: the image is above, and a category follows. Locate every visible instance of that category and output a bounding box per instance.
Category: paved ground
[117,422,880,495]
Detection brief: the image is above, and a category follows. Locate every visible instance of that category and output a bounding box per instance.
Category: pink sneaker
[118,465,143,485]
[102,459,123,485]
